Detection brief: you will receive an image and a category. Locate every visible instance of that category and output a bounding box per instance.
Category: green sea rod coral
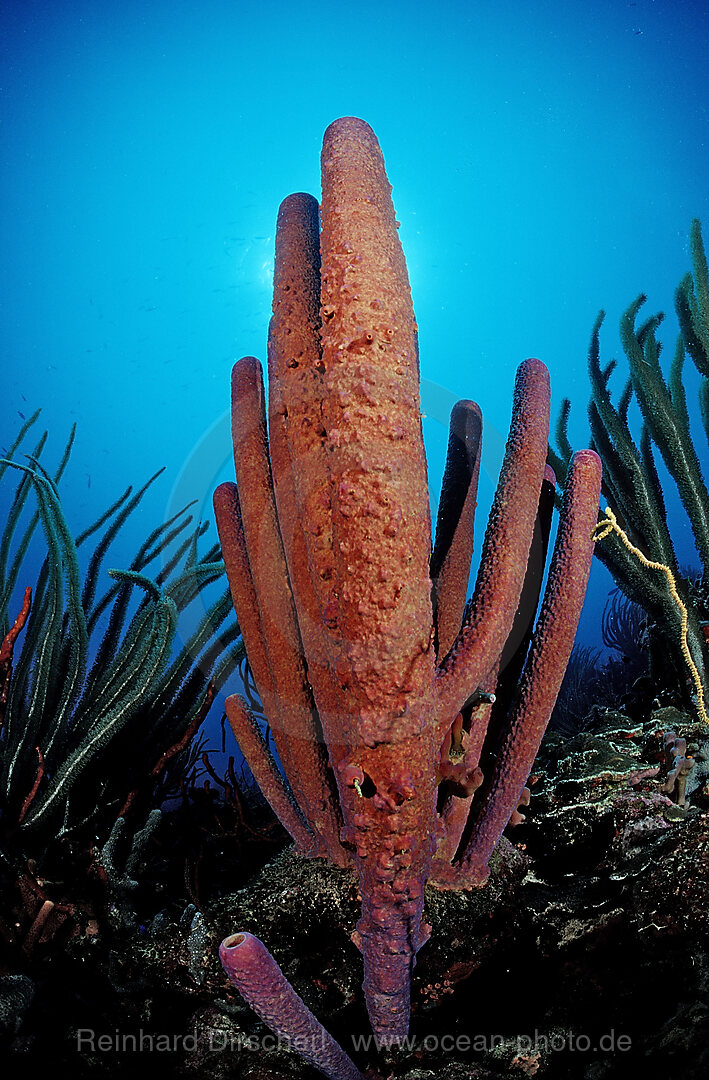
[551,219,709,722]
[0,412,242,958]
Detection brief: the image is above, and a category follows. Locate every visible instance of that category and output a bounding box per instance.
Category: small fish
[87,475,92,489]
[18,411,26,420]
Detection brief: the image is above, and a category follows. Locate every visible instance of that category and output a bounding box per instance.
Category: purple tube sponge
[219,932,364,1080]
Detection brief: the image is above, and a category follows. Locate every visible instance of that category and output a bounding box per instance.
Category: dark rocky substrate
[2,705,708,1080]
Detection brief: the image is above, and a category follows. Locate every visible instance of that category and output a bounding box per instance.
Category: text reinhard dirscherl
[75,1028,632,1055]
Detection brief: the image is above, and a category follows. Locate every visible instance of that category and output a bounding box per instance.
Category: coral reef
[9,118,707,1080]
[37,703,706,1079]
[213,115,601,1048]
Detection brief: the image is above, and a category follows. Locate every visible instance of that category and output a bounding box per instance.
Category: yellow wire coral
[593,506,708,726]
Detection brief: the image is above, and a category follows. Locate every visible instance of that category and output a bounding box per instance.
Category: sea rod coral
[0,414,241,963]
[551,219,709,724]
[213,117,602,1047]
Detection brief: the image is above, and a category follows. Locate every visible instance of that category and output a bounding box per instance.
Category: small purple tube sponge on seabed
[219,932,364,1080]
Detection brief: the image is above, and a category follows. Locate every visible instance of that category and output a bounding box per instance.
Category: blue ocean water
[2,0,708,753]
